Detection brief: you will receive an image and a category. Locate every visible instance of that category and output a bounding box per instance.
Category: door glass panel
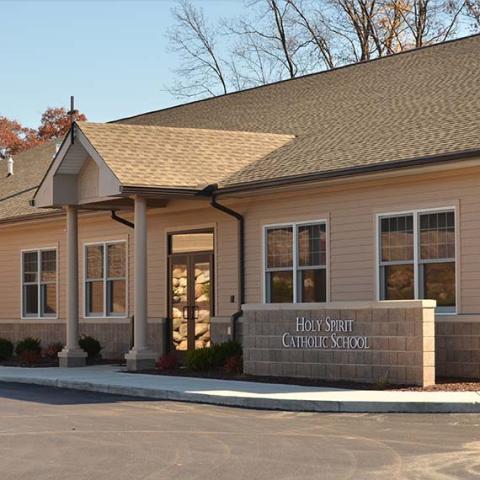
[194,261,211,349]
[172,261,189,351]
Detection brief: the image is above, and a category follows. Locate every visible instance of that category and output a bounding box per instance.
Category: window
[379,209,456,312]
[22,249,57,318]
[85,242,127,317]
[170,232,214,253]
[265,222,327,303]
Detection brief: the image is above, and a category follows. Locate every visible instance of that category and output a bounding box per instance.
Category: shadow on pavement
[0,382,156,405]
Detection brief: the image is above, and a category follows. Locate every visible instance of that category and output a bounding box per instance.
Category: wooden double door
[169,253,213,353]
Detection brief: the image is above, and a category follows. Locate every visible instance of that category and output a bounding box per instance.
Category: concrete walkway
[0,365,479,413]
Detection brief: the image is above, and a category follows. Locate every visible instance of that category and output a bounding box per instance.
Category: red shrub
[43,342,63,360]
[19,350,42,366]
[224,355,243,374]
[155,353,178,371]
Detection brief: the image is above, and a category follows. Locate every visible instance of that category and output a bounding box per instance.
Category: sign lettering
[282,316,370,350]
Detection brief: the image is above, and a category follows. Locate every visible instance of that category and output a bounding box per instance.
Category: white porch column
[125,196,156,371]
[58,205,87,367]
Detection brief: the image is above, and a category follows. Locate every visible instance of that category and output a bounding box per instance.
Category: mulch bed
[1,359,477,391]
[129,367,480,392]
[0,358,124,368]
[0,359,59,368]
[400,379,480,392]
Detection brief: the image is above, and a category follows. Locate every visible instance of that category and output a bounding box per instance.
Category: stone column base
[125,349,156,371]
[58,348,87,368]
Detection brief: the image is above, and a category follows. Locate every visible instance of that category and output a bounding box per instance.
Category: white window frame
[263,219,329,304]
[20,247,58,320]
[376,206,458,314]
[83,240,128,318]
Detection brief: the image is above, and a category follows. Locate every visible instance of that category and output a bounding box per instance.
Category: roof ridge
[78,121,295,138]
[110,33,480,124]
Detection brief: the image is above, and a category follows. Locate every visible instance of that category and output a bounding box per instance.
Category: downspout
[210,195,244,341]
[110,210,135,349]
[111,210,134,229]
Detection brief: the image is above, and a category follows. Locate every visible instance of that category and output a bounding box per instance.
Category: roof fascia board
[33,133,73,207]
[33,133,71,199]
[120,185,207,198]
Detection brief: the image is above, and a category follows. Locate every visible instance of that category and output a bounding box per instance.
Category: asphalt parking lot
[0,382,479,479]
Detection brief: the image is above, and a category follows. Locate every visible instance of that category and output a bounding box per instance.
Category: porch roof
[76,121,295,190]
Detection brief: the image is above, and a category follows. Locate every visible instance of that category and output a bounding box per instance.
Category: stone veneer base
[58,349,87,368]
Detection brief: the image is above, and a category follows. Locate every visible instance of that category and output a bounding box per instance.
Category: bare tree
[165,0,475,99]
[465,0,480,27]
[399,0,466,48]
[228,0,312,84]
[287,0,337,68]
[227,31,280,89]
[166,0,229,98]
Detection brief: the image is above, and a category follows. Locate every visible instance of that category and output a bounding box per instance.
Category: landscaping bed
[132,339,480,392]
[132,367,480,392]
[401,379,480,392]
[0,334,111,368]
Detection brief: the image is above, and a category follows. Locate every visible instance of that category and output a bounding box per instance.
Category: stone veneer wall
[436,320,480,379]
[0,321,165,360]
[242,301,436,387]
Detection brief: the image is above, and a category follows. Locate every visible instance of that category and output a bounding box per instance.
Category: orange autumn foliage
[0,107,87,155]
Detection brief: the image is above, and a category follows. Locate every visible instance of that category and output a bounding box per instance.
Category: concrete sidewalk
[0,365,479,413]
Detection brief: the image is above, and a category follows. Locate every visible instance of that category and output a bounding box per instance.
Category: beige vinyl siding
[0,219,65,322]
[1,162,480,325]
[0,201,240,323]
[240,165,480,313]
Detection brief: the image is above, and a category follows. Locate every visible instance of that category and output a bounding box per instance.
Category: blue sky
[0,0,245,128]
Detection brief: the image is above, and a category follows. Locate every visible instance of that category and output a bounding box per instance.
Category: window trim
[20,247,59,320]
[83,240,128,319]
[263,219,329,304]
[376,206,458,314]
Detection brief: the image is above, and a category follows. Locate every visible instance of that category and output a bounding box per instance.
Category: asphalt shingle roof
[118,35,480,187]
[77,122,294,189]
[2,35,480,221]
[0,142,57,221]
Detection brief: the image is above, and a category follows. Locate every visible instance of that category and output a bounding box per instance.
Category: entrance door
[169,250,213,353]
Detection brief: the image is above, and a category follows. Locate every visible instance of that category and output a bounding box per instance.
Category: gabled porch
[32,121,291,370]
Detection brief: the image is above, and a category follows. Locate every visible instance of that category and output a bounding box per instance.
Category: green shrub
[185,347,216,371]
[185,341,243,372]
[15,337,41,357]
[79,335,102,359]
[0,338,14,360]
